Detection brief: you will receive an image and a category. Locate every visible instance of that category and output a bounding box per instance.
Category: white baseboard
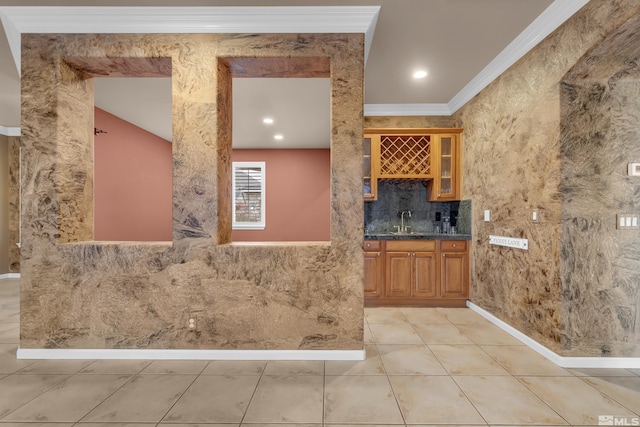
[17,347,366,361]
[467,301,640,369]
[0,273,20,279]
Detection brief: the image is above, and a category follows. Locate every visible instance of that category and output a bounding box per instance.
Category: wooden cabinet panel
[364,250,384,298]
[428,133,462,202]
[413,252,437,298]
[365,239,469,307]
[440,252,469,298]
[385,252,412,298]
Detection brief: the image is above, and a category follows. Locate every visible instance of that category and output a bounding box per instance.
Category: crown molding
[364,103,452,117]
[0,125,20,136]
[447,0,590,114]
[0,6,380,76]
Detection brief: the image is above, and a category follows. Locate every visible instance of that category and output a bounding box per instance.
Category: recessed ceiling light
[263,117,274,124]
[274,134,284,140]
[413,70,428,79]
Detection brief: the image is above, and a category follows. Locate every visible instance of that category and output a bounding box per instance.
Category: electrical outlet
[187,315,197,331]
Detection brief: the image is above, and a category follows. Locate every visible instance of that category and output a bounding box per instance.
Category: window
[232,162,266,230]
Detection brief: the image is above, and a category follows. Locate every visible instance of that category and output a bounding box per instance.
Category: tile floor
[1,278,640,426]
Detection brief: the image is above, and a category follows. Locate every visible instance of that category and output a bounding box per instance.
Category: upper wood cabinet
[363,136,379,201]
[427,133,462,201]
[364,128,462,201]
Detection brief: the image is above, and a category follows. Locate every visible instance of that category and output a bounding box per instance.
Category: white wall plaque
[489,235,528,250]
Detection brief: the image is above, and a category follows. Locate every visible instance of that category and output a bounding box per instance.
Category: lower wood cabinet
[364,239,469,307]
[364,240,384,299]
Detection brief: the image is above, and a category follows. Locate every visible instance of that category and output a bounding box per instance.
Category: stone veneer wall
[20,33,364,350]
[453,0,640,356]
[8,136,19,273]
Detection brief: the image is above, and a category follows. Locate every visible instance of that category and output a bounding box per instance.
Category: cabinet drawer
[386,240,436,252]
[440,240,467,252]
[364,240,381,252]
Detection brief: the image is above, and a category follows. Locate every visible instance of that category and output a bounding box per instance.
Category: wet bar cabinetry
[364,240,384,298]
[427,133,462,201]
[363,128,462,201]
[364,239,469,307]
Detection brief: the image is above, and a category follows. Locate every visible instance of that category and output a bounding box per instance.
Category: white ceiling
[0,0,590,148]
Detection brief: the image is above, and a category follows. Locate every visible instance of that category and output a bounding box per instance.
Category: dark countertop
[365,233,471,241]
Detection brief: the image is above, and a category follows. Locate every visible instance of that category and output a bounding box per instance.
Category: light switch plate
[617,214,639,229]
[484,210,491,222]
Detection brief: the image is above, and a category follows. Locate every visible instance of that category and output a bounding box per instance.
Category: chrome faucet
[401,210,412,232]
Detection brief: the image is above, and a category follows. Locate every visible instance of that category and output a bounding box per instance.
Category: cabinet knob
[407,252,410,256]
[377,252,381,256]
[452,244,456,247]
[442,253,445,257]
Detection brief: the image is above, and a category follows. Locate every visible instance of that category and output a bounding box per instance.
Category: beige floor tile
[436,308,491,324]
[481,345,571,376]
[263,360,324,375]
[0,374,69,418]
[363,322,374,344]
[429,344,510,375]
[79,360,152,374]
[455,323,523,345]
[519,376,636,425]
[413,323,475,344]
[242,375,323,424]
[325,344,385,375]
[239,424,319,427]
[0,322,19,343]
[139,360,208,374]
[77,424,157,427]
[629,368,640,376]
[580,376,640,413]
[81,374,196,422]
[455,376,567,425]
[201,360,266,375]
[364,307,409,324]
[0,345,36,374]
[399,307,451,323]
[378,344,447,375]
[568,368,638,377]
[2,374,131,422]
[17,359,94,375]
[163,375,260,423]
[324,375,404,424]
[368,323,423,344]
[0,424,74,427]
[389,375,485,424]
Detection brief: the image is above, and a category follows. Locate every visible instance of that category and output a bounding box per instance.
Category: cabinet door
[385,252,412,298]
[363,136,379,201]
[428,134,461,201]
[440,252,469,298]
[364,251,383,299]
[413,252,437,298]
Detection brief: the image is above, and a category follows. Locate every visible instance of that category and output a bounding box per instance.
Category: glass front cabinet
[428,133,461,201]
[363,136,379,201]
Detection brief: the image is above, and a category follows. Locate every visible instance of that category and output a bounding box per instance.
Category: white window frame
[232,161,266,230]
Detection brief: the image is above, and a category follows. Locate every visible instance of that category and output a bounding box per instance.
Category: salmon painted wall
[232,149,330,242]
[93,107,173,241]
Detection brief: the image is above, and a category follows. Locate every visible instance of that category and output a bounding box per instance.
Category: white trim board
[0,273,20,279]
[0,125,20,136]
[467,301,640,369]
[17,348,366,361]
[0,5,380,77]
[0,1,587,118]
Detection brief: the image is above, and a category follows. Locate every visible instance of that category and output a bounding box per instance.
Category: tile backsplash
[364,180,471,234]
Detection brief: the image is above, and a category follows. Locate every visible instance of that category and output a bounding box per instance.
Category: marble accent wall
[454,0,640,356]
[560,12,640,357]
[8,136,19,273]
[20,33,364,351]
